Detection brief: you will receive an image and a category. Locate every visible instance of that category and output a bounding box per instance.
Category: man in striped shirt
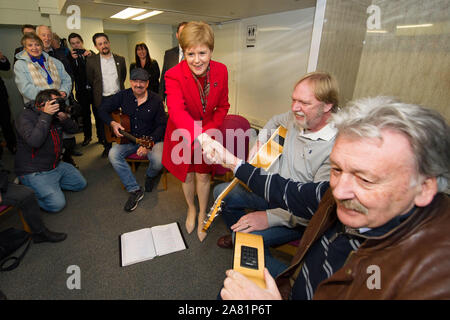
[201,96,450,299]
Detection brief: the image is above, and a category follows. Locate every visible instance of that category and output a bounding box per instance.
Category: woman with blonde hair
[162,21,230,241]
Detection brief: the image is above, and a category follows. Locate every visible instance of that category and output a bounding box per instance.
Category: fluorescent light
[110,8,146,19]
[367,29,388,33]
[396,23,433,29]
[132,10,163,20]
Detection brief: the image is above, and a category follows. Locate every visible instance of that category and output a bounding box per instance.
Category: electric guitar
[201,126,287,232]
[104,110,154,149]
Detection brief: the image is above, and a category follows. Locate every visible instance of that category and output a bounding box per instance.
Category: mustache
[337,199,369,215]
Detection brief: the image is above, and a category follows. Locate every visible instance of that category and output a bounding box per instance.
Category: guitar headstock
[136,136,155,149]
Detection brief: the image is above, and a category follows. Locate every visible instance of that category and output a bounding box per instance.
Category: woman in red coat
[162,21,230,241]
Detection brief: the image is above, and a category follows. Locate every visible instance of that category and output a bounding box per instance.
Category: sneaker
[124,189,144,212]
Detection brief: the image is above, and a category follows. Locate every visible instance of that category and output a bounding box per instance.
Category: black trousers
[76,89,93,140]
[1,183,46,234]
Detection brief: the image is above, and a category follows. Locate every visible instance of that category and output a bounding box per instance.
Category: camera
[54,97,81,118]
[74,48,86,56]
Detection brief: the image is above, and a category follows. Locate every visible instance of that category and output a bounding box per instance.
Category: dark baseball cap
[130,68,149,81]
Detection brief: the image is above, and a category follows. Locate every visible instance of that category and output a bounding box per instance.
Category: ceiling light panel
[110,7,146,19]
[132,10,164,20]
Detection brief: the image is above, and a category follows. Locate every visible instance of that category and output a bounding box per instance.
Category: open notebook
[120,222,187,267]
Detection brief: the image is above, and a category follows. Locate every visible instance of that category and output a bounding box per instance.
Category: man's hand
[110,121,124,137]
[42,99,60,115]
[231,211,269,233]
[221,268,282,300]
[247,140,262,162]
[136,146,149,157]
[83,50,92,57]
[70,49,79,60]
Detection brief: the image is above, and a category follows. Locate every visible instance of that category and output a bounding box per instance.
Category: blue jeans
[108,142,163,192]
[213,182,304,278]
[19,161,87,213]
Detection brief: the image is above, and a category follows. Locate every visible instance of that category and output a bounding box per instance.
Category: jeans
[108,142,164,192]
[213,182,304,278]
[19,162,87,213]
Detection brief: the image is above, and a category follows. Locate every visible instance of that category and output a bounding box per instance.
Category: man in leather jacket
[201,96,450,299]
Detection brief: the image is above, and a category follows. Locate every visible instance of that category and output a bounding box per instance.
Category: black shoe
[81,137,92,146]
[72,150,83,156]
[33,228,67,243]
[124,189,144,212]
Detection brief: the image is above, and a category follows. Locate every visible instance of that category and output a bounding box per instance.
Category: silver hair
[331,96,450,192]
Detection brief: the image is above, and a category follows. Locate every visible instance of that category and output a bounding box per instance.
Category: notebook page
[151,222,186,256]
[121,228,156,266]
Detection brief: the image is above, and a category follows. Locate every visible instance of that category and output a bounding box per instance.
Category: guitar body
[202,126,287,232]
[104,110,131,144]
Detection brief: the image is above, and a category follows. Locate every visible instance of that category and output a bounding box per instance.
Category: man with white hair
[201,96,450,299]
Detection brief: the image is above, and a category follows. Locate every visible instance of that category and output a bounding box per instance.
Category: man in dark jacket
[201,96,450,300]
[159,21,187,101]
[14,89,87,213]
[68,32,94,147]
[1,151,66,243]
[0,51,17,154]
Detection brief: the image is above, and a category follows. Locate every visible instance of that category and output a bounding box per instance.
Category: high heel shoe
[197,213,207,242]
[185,208,196,234]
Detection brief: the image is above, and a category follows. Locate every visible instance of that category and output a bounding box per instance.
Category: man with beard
[98,68,166,212]
[86,32,126,157]
[201,96,450,300]
[212,72,339,277]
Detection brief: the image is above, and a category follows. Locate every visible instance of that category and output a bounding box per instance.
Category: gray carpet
[0,132,234,300]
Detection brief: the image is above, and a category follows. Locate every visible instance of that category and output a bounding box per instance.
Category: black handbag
[0,228,32,271]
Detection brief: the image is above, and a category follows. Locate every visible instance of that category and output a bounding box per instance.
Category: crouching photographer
[14,89,87,213]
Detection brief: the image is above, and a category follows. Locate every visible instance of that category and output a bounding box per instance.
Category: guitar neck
[118,129,137,144]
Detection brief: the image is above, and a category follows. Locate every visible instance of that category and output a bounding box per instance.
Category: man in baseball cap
[98,68,167,212]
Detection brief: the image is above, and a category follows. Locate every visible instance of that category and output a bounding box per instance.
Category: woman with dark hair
[129,43,160,94]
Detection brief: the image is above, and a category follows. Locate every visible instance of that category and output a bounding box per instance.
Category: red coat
[162,60,230,182]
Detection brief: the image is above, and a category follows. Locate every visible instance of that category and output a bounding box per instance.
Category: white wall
[127,23,173,82]
[213,8,315,127]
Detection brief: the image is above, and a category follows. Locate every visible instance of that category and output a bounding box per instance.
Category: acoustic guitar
[201,125,287,232]
[104,110,154,149]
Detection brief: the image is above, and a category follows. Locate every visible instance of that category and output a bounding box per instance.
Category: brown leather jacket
[276,190,450,299]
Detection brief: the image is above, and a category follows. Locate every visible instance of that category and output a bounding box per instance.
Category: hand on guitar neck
[110,121,154,150]
[110,121,125,138]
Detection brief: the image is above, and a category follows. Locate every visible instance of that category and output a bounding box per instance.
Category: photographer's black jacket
[14,102,79,176]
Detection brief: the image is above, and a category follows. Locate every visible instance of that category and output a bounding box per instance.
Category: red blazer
[162,60,230,182]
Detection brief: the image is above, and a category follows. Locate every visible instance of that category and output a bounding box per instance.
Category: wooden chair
[0,205,31,233]
[212,114,251,183]
[125,153,168,190]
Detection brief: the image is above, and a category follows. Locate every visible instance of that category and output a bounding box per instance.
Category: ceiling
[63,0,316,26]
